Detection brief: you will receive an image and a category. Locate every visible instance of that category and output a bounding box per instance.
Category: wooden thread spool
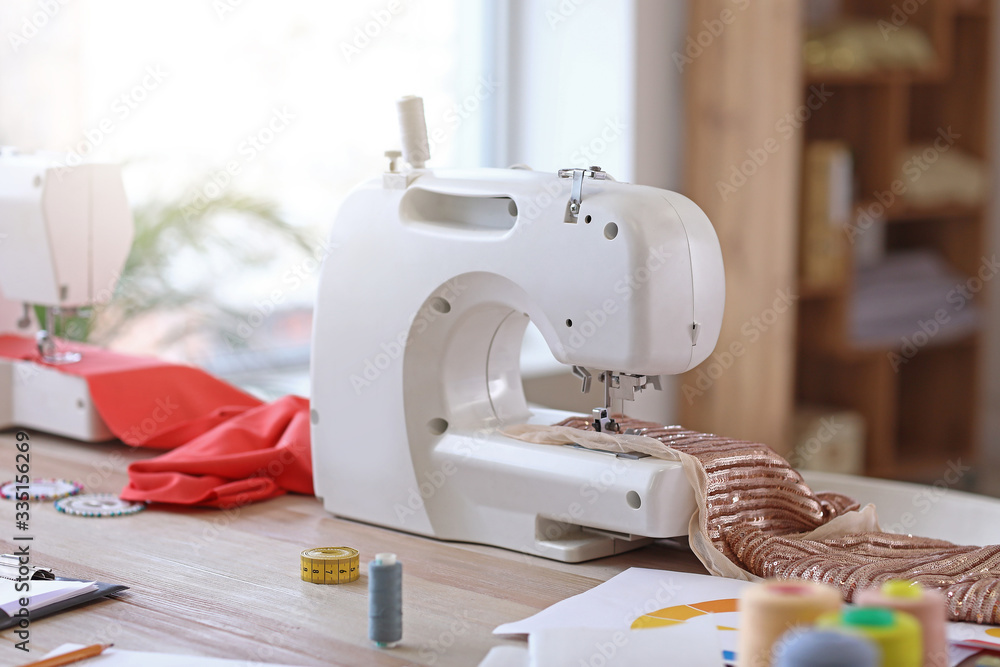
[738,579,843,667]
[856,580,947,667]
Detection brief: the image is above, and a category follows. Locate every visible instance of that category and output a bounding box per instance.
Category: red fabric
[0,335,314,507]
[120,395,313,508]
[0,334,261,446]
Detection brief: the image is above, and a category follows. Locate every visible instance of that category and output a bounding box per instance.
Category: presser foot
[591,407,619,433]
[35,330,81,365]
[574,368,663,434]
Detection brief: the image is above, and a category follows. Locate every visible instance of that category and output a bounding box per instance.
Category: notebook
[0,555,128,630]
[0,579,97,615]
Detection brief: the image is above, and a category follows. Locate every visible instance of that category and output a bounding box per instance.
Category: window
[1,0,491,395]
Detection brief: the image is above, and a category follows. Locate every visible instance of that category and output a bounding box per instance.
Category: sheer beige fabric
[502,417,1000,624]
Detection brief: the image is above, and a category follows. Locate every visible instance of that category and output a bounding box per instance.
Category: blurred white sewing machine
[0,148,133,441]
[310,98,725,562]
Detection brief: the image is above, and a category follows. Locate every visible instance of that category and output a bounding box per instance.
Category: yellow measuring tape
[300,547,360,584]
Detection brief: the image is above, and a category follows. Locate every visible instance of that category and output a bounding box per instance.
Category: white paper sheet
[0,579,96,615]
[495,569,747,636]
[478,645,529,667]
[479,622,724,667]
[494,568,996,667]
[495,569,746,662]
[946,620,1000,655]
[529,622,725,667]
[42,644,311,666]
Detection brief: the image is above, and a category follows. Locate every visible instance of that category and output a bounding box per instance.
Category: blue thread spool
[773,629,879,667]
[369,552,403,648]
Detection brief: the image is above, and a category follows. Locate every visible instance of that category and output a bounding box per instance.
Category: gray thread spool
[369,552,402,648]
[773,629,878,667]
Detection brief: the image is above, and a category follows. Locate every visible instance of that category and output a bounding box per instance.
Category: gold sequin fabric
[557,416,1000,624]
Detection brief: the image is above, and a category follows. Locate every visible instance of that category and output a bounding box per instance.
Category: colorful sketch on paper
[632,598,740,663]
[631,598,739,630]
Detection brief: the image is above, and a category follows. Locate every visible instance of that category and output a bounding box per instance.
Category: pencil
[18,643,113,667]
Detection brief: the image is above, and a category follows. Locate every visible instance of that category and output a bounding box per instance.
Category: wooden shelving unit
[795,0,992,483]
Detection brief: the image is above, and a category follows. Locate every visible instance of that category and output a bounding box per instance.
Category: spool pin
[396,96,429,169]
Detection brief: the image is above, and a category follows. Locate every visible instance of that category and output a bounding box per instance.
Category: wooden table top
[0,431,708,666]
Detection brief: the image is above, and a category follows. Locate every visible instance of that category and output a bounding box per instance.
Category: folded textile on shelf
[895,144,988,209]
[804,21,936,74]
[850,251,981,348]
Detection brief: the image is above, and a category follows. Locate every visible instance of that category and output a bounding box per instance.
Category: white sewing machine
[311,98,724,562]
[0,148,134,441]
